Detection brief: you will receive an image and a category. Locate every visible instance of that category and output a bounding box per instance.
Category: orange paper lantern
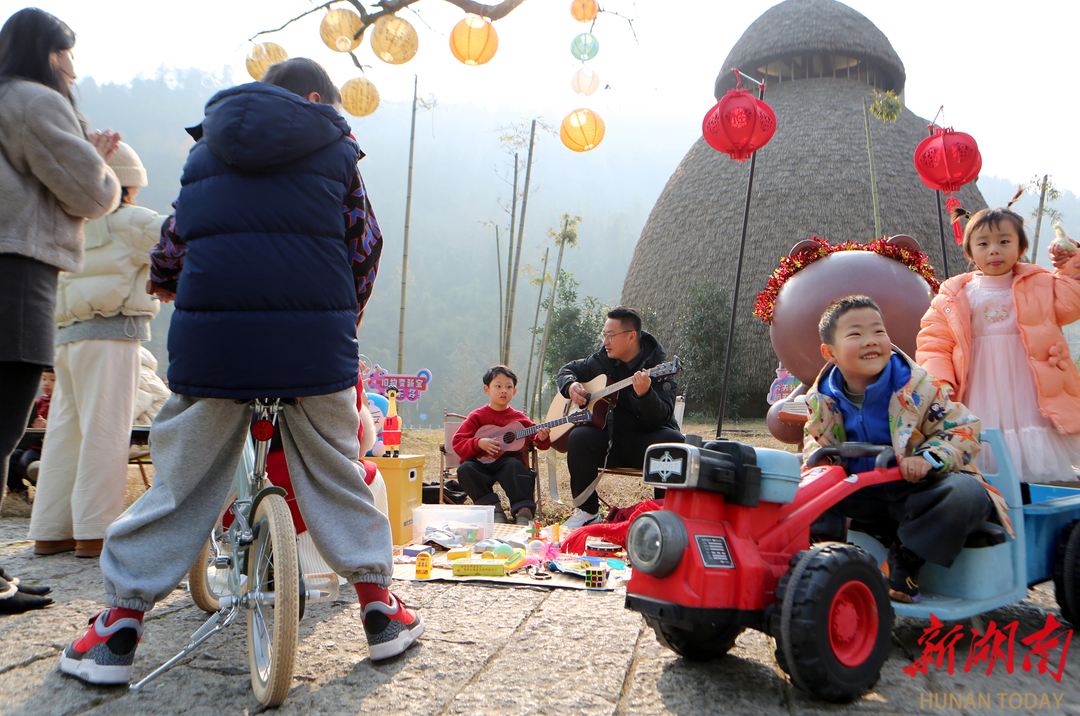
[560,108,605,152]
[570,0,599,22]
[450,16,498,66]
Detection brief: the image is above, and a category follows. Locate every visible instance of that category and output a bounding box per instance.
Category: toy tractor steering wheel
[805,443,895,470]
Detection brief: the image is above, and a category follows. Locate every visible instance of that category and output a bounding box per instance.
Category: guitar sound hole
[502,432,514,444]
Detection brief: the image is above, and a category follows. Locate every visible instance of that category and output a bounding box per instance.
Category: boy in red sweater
[452,366,550,525]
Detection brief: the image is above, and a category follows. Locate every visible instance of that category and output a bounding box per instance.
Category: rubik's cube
[584,566,607,589]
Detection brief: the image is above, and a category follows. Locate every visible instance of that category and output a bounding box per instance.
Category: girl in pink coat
[917,205,1080,483]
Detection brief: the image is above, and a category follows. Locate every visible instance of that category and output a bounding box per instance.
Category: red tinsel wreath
[753,237,941,323]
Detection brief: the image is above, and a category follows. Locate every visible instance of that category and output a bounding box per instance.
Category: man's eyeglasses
[600,329,632,342]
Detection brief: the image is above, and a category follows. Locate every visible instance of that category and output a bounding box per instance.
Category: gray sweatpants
[101,388,393,611]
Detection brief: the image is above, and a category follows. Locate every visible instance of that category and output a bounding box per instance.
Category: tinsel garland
[753,237,941,323]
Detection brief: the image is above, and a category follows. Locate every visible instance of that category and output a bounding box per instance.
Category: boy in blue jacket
[60,59,422,686]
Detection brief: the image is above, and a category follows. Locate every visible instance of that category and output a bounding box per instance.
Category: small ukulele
[474,410,592,464]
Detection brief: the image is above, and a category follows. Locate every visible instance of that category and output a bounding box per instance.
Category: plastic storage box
[412,504,496,544]
[754,447,802,504]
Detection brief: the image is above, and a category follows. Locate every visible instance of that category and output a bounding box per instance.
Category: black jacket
[556,331,679,434]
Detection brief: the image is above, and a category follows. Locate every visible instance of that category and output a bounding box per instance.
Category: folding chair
[440,410,542,513]
[437,411,467,504]
[128,426,152,490]
[591,394,690,509]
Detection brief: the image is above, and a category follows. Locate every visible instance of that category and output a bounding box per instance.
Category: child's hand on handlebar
[899,456,932,483]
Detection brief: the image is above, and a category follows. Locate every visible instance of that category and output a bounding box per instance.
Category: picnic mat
[391,524,631,591]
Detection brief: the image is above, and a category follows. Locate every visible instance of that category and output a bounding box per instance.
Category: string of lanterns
[245,4,502,118]
[560,0,605,152]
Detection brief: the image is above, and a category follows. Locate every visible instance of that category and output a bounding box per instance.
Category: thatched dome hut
[620,0,987,416]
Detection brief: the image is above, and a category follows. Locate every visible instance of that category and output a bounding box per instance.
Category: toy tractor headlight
[626,511,687,578]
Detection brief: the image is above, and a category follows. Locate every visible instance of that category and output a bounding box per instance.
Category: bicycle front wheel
[246,494,299,706]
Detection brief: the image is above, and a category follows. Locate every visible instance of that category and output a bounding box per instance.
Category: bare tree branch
[249,1,336,41]
[251,0,530,50]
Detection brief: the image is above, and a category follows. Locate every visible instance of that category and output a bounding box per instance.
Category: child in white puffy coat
[29,143,167,558]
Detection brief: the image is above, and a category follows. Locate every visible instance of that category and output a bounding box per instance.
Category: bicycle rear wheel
[246,494,299,706]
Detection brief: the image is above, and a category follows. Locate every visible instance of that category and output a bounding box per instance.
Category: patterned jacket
[803,349,1012,536]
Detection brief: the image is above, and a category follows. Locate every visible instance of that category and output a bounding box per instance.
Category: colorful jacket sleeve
[912,383,981,473]
[148,205,185,293]
[801,388,845,465]
[916,293,959,391]
[343,168,382,321]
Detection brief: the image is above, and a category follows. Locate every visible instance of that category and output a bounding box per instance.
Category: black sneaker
[493,507,510,524]
[515,508,534,526]
[59,610,143,684]
[886,543,925,604]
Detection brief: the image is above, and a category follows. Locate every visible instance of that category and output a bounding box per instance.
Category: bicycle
[131,398,323,707]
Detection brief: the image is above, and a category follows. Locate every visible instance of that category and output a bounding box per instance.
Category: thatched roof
[620,73,987,415]
[714,0,906,97]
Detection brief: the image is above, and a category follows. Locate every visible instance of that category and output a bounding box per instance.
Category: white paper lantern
[570,67,600,96]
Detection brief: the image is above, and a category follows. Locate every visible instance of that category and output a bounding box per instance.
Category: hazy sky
[28,0,1080,200]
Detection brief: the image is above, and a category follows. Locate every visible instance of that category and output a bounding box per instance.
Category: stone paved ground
[1,516,1078,716]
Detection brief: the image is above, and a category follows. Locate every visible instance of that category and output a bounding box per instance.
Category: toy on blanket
[561,500,662,555]
[584,566,609,590]
[415,552,433,579]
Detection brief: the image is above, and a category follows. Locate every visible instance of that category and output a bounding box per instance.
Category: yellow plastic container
[369,455,424,545]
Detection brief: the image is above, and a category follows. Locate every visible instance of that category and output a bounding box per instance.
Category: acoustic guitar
[544,357,682,453]
[474,410,592,464]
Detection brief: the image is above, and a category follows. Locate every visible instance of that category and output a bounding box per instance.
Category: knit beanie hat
[108,142,147,188]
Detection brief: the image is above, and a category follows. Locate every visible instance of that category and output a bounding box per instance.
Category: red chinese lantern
[913,127,982,193]
[701,88,777,161]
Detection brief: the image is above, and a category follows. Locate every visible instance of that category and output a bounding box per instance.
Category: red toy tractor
[624,440,902,702]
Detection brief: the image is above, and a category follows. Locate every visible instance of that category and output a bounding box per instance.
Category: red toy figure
[383,387,402,458]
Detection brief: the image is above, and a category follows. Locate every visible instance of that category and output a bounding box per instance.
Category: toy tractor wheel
[1055,520,1080,625]
[771,543,893,703]
[644,617,744,661]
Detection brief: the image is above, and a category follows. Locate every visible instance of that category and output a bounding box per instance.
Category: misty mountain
[75,69,1079,424]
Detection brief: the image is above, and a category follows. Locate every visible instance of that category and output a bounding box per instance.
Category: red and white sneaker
[59,609,143,684]
[361,592,424,661]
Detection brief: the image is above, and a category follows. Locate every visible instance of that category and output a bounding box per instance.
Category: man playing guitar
[556,306,683,530]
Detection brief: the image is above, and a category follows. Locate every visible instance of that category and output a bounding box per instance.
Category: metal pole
[928,124,950,279]
[397,75,418,373]
[715,80,764,439]
[935,190,950,278]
